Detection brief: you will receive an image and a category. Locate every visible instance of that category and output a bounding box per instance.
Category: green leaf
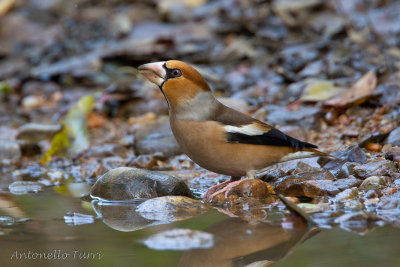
[40,95,95,164]
[0,81,11,93]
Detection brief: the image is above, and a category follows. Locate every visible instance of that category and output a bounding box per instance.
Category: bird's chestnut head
[138,60,215,116]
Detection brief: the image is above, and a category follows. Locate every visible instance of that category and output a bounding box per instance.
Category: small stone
[9,181,43,195]
[90,167,192,201]
[365,143,382,152]
[119,134,135,147]
[319,145,367,177]
[377,192,400,210]
[273,175,362,198]
[359,176,387,191]
[334,187,358,202]
[334,176,362,191]
[386,127,400,146]
[136,196,208,221]
[275,179,338,197]
[335,162,359,179]
[127,155,157,170]
[16,123,62,143]
[64,212,95,226]
[365,189,382,199]
[0,216,15,226]
[353,161,398,179]
[385,147,400,163]
[0,140,21,165]
[21,95,45,109]
[143,228,214,250]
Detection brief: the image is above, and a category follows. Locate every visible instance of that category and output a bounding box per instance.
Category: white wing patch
[280,151,316,162]
[224,124,265,136]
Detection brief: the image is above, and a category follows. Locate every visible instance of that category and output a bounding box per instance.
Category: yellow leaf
[40,95,95,164]
[300,80,345,102]
[40,123,69,164]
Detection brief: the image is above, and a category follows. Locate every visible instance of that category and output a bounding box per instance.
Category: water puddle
[0,188,399,266]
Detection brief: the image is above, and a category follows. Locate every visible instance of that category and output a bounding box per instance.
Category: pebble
[359,176,387,191]
[334,187,359,202]
[0,140,21,165]
[143,228,214,250]
[9,181,43,195]
[274,176,362,197]
[353,160,398,179]
[64,212,95,226]
[16,123,62,143]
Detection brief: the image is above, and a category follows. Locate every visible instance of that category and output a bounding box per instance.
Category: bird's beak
[138,61,166,87]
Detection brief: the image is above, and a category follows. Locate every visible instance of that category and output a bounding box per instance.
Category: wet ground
[1,189,400,267]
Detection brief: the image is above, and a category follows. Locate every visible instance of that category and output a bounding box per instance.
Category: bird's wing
[213,104,317,149]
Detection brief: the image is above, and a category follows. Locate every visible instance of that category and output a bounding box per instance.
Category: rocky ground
[1,0,400,233]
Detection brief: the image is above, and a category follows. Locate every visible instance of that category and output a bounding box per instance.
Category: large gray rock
[90,167,192,201]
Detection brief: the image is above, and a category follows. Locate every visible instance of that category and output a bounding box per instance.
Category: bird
[138,60,332,199]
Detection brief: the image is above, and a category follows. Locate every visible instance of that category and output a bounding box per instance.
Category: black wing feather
[226,128,317,149]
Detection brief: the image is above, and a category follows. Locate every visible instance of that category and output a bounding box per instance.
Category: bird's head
[138,60,217,119]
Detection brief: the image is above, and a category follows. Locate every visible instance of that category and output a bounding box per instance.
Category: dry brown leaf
[324,70,377,107]
[0,0,15,16]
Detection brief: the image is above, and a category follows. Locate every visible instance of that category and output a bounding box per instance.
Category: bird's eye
[171,69,182,77]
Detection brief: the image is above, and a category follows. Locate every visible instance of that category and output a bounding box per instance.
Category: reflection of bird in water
[178,218,320,267]
[139,60,332,199]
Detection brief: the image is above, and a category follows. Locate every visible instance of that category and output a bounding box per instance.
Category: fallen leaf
[40,95,94,164]
[40,122,69,164]
[324,70,377,107]
[300,80,345,102]
[0,0,15,17]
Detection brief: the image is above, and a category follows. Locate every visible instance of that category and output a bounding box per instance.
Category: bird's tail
[303,148,336,158]
[280,148,336,162]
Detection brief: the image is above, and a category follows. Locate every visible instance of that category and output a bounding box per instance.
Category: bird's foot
[203,180,233,200]
[205,178,250,200]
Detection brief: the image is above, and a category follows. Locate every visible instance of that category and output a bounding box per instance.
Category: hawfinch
[138,60,331,198]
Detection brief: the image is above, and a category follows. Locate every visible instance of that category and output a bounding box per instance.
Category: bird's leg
[247,170,257,179]
[255,165,274,177]
[205,171,257,200]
